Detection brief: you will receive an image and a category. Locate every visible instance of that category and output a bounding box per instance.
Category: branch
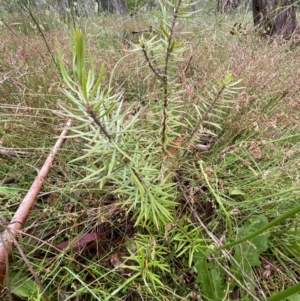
[161,0,182,152]
[0,119,72,288]
[141,44,164,81]
[86,102,112,141]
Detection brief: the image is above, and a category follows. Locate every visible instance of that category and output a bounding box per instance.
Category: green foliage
[8,271,45,301]
[268,283,300,301]
[56,1,220,298]
[114,166,178,227]
[167,219,210,267]
[232,215,269,274]
[56,1,258,299]
[194,251,227,300]
[193,216,270,301]
[223,200,300,249]
[3,0,300,300]
[281,228,300,257]
[58,26,179,229]
[199,160,233,240]
[122,233,170,290]
[132,0,192,153]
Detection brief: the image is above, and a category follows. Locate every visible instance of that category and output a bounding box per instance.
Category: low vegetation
[1,1,300,300]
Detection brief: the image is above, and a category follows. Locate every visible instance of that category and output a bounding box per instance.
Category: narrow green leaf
[268,282,300,301]
[223,203,300,249]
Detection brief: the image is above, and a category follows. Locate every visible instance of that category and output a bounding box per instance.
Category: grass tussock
[1,4,300,301]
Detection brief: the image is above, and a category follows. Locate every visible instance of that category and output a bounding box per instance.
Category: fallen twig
[0,119,72,288]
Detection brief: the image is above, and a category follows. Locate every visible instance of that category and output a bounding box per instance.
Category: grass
[1,3,300,301]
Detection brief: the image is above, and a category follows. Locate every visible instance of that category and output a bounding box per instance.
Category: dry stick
[0,119,72,287]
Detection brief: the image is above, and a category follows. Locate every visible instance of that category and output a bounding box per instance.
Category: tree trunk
[99,0,127,15]
[99,0,111,13]
[114,0,127,15]
[68,0,79,17]
[252,0,298,38]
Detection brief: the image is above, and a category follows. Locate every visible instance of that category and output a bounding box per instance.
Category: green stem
[222,202,300,249]
[198,160,232,240]
[268,281,300,301]
[249,186,300,203]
